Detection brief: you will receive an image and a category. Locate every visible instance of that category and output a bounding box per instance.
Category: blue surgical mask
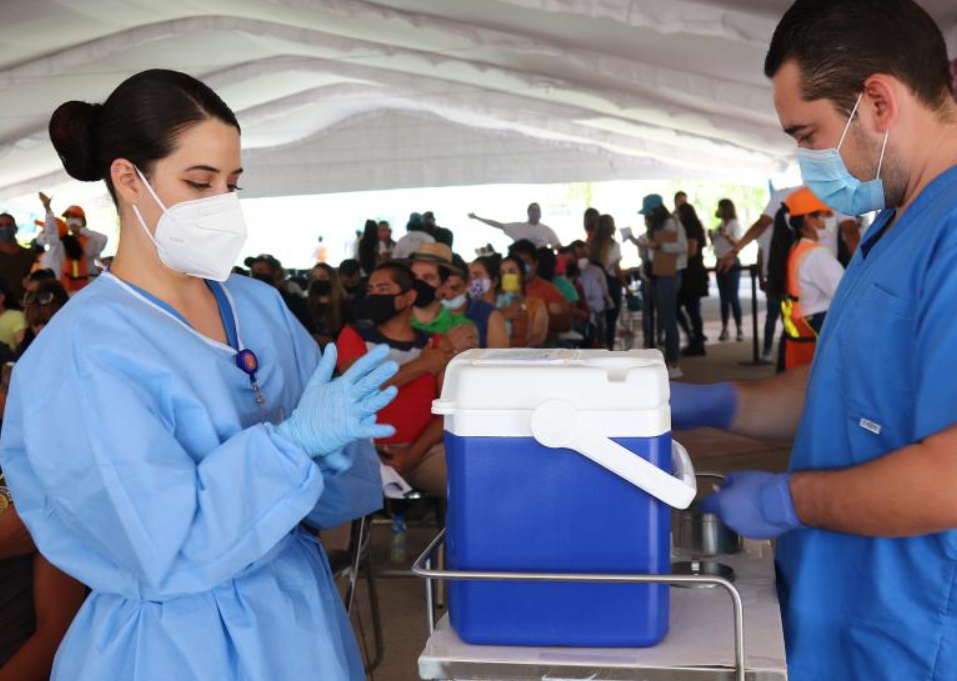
[796,93,889,216]
[0,225,15,243]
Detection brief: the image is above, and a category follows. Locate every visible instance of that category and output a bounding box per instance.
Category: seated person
[0,282,86,680]
[246,254,313,333]
[557,250,594,344]
[0,279,26,353]
[494,255,549,348]
[0,478,87,681]
[336,263,453,495]
[306,264,349,348]
[508,240,572,339]
[337,259,368,324]
[17,280,69,360]
[439,268,508,348]
[404,243,474,334]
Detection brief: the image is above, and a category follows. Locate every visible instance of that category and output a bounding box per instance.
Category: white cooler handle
[530,400,697,510]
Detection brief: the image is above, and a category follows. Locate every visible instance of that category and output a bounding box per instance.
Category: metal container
[673,473,742,556]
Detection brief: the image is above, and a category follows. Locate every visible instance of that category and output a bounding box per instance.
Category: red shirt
[336,326,438,445]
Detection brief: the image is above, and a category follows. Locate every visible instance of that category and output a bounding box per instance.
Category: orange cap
[785,187,833,217]
[36,217,68,237]
[62,205,85,221]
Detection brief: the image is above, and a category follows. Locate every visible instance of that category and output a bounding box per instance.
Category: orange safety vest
[61,235,90,293]
[781,239,825,371]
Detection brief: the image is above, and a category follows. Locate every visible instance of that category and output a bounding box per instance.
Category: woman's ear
[111,158,140,206]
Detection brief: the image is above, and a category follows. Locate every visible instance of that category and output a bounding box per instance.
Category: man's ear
[861,74,899,134]
[398,288,417,309]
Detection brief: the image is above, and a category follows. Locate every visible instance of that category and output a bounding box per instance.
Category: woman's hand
[278,344,399,470]
[501,299,524,321]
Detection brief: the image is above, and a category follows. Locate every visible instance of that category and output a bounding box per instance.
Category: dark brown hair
[49,69,240,203]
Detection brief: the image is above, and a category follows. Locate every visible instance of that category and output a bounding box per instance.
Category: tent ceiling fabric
[0,0,955,200]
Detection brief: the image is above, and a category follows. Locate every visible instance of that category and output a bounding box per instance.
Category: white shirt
[713,219,742,259]
[580,264,607,319]
[39,210,109,280]
[502,221,561,248]
[798,240,845,317]
[602,241,622,276]
[649,218,688,271]
[756,224,774,277]
[392,231,435,260]
[762,187,797,221]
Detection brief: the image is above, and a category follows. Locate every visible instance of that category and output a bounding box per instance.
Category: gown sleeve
[275,295,384,530]
[1,320,325,601]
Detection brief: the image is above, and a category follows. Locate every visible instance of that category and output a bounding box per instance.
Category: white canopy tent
[0,0,956,205]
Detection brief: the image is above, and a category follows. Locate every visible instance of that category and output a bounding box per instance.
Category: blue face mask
[0,225,15,243]
[796,93,889,216]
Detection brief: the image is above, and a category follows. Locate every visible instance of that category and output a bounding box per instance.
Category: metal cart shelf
[412,530,787,681]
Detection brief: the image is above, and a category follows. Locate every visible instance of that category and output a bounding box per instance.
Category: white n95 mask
[132,167,247,282]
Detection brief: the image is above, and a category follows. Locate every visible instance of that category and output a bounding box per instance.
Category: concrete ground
[345,287,793,681]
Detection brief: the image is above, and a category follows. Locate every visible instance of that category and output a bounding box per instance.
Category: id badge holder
[236,349,285,425]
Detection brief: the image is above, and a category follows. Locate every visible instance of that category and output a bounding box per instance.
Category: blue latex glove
[278,343,398,471]
[701,471,805,540]
[670,382,738,431]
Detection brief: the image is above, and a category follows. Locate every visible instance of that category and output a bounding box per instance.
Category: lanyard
[104,273,267,407]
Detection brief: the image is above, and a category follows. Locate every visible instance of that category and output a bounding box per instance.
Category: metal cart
[412,531,787,681]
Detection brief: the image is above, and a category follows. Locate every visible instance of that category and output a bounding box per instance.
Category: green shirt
[0,309,26,351]
[411,306,475,334]
[553,276,580,303]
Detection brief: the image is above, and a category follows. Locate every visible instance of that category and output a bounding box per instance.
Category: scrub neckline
[102,272,243,355]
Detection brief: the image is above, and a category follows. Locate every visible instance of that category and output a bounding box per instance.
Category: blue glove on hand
[278,343,399,470]
[701,471,805,540]
[670,382,738,431]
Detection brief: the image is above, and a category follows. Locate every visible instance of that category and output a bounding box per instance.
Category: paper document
[381,464,414,499]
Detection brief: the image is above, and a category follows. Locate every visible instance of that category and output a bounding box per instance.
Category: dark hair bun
[49,101,103,182]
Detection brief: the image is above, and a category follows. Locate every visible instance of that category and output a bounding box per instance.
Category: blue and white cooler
[433,348,696,648]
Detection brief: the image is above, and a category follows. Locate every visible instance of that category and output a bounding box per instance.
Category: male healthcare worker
[673,1,957,679]
[1,69,397,681]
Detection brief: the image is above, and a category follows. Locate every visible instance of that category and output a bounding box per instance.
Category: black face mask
[343,283,362,295]
[252,273,275,287]
[366,294,402,325]
[413,278,436,308]
[310,280,332,296]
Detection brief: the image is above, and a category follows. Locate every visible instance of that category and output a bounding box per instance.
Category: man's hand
[38,192,52,211]
[378,444,421,476]
[701,471,805,540]
[418,342,454,374]
[446,324,479,353]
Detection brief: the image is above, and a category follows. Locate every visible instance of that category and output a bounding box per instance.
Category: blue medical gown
[1,273,380,681]
[778,165,957,681]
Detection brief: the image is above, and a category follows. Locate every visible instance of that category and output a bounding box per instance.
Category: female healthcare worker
[0,69,399,681]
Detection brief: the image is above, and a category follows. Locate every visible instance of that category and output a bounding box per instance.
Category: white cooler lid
[433,348,670,439]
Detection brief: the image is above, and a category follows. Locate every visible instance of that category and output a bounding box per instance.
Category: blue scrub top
[778,164,957,681]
